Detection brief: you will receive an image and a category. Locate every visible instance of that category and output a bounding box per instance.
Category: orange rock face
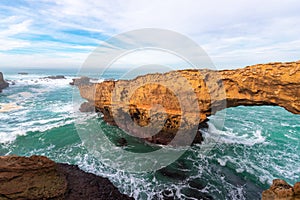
[78,61,300,144]
[262,179,300,200]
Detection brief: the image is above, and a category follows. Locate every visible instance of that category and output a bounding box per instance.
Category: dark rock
[117,137,128,146]
[70,76,91,86]
[44,75,66,79]
[0,72,9,93]
[0,155,133,200]
[57,163,133,200]
[18,72,28,75]
[79,102,95,112]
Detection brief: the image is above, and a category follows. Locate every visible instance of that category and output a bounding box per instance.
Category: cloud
[0,0,300,68]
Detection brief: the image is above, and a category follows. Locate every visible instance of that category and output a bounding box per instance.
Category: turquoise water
[0,69,299,199]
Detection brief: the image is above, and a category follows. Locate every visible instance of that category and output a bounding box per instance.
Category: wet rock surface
[58,163,133,200]
[0,155,133,200]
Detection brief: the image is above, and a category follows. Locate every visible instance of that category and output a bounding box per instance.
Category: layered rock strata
[0,155,133,200]
[78,61,300,144]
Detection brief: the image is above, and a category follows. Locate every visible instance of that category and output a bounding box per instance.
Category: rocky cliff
[0,155,133,200]
[0,72,9,93]
[78,61,300,144]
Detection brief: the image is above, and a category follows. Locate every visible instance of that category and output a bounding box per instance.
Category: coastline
[0,155,133,200]
[0,62,299,199]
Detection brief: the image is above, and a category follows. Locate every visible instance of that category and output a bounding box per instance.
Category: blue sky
[1,0,300,69]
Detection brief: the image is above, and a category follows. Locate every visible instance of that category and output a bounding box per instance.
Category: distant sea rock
[0,155,133,200]
[0,72,9,93]
[44,75,66,79]
[18,72,29,75]
[262,179,300,200]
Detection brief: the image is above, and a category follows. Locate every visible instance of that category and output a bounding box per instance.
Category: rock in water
[57,163,133,200]
[262,179,300,200]
[0,72,9,93]
[77,61,300,145]
[79,101,95,112]
[18,72,29,75]
[44,75,66,79]
[0,155,133,200]
[69,76,91,86]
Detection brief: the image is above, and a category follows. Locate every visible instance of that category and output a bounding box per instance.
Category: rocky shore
[0,72,9,93]
[77,61,300,145]
[262,179,300,200]
[0,155,133,200]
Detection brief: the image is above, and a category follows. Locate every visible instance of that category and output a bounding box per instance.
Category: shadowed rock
[78,61,300,145]
[69,76,91,86]
[0,72,9,93]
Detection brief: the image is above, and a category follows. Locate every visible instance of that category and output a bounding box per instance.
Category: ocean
[0,68,299,200]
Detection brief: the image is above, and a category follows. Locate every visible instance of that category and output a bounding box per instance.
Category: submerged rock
[262,179,300,200]
[116,137,128,146]
[0,155,133,200]
[0,72,9,93]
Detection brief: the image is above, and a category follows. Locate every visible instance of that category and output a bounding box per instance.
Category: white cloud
[0,0,300,68]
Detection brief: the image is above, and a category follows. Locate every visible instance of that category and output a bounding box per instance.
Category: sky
[0,0,300,70]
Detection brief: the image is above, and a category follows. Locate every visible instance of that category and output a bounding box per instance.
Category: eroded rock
[78,61,300,144]
[0,155,133,200]
[0,155,67,199]
[262,179,300,200]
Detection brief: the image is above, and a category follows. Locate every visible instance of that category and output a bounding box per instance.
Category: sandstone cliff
[78,61,300,144]
[0,72,9,93]
[0,155,133,200]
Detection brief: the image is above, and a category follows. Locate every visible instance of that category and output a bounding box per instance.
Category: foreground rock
[262,179,300,200]
[78,61,300,145]
[0,155,133,200]
[0,72,9,93]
